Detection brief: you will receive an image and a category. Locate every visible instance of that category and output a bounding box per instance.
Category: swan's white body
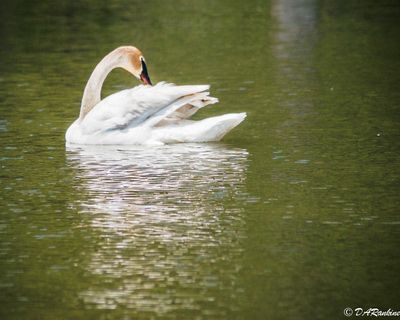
[65,47,246,145]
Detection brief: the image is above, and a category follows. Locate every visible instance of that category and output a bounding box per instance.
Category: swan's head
[114,46,152,85]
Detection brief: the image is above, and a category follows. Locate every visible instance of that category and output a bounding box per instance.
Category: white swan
[65,46,246,145]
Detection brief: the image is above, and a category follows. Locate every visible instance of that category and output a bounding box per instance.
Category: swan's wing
[145,92,218,127]
[80,82,211,135]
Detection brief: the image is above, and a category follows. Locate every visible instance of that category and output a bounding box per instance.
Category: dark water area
[0,0,399,319]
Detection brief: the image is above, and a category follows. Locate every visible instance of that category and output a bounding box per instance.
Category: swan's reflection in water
[66,144,248,316]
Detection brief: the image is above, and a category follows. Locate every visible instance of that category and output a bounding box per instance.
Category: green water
[1,0,400,319]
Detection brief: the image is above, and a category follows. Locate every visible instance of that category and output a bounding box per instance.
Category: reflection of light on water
[66,143,248,315]
[271,0,317,91]
[271,0,316,55]
[270,0,316,178]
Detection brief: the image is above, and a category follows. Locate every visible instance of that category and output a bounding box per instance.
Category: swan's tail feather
[191,112,247,142]
[153,112,247,144]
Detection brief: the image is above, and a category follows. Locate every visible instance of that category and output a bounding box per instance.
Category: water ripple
[66,143,248,314]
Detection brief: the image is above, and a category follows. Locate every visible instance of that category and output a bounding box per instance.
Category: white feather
[66,82,246,145]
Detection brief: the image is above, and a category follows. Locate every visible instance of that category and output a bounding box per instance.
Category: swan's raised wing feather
[144,92,218,127]
[80,82,210,135]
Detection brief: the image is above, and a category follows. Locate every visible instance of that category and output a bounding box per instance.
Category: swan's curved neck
[79,53,119,120]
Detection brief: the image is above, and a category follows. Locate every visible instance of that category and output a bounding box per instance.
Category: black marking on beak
[140,59,152,85]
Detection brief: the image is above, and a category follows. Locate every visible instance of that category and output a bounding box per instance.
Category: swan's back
[79,83,210,134]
